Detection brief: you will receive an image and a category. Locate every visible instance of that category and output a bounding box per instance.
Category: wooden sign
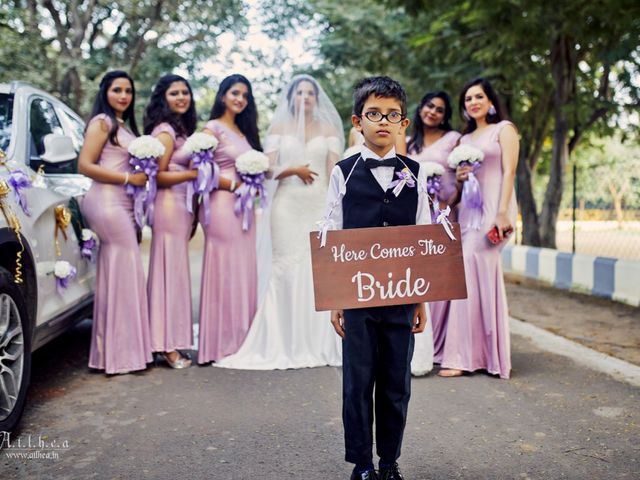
[310,224,467,311]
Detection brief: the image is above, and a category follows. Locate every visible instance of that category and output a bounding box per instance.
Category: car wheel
[0,266,31,432]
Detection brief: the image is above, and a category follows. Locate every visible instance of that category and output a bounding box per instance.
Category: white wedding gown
[215,134,343,370]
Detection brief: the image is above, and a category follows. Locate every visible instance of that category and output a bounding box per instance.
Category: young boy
[326,76,430,480]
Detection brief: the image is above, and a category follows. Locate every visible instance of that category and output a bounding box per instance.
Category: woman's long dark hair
[143,74,197,137]
[209,74,262,151]
[407,91,453,155]
[459,77,505,134]
[88,70,140,145]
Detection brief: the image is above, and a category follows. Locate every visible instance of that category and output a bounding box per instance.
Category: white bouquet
[127,135,165,159]
[235,150,270,175]
[447,145,484,169]
[184,132,219,154]
[184,132,220,225]
[447,145,484,230]
[126,135,164,228]
[422,161,445,178]
[234,150,270,231]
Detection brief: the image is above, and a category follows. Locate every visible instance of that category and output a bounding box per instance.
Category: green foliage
[1,0,247,116]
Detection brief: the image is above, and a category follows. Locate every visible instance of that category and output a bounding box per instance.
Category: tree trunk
[59,66,83,113]
[539,34,577,248]
[613,193,624,228]
[516,150,541,246]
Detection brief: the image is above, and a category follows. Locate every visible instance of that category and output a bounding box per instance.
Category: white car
[0,82,95,432]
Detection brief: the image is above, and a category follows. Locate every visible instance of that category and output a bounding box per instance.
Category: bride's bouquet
[234,150,269,231]
[184,132,219,226]
[126,135,164,229]
[448,145,485,230]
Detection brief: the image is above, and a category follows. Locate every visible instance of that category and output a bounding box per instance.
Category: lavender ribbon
[55,266,77,295]
[125,156,159,229]
[389,169,416,197]
[234,173,267,231]
[461,162,483,230]
[81,237,97,262]
[187,149,220,226]
[8,170,32,216]
[433,203,456,241]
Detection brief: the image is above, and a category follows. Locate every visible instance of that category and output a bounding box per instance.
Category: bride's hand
[296,164,318,184]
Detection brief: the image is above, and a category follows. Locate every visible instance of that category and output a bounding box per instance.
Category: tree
[1,0,247,115]
[269,0,640,248]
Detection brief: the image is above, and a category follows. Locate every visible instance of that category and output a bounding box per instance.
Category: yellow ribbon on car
[0,171,25,284]
[54,204,72,257]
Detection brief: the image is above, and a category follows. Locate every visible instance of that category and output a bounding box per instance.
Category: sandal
[437,368,464,378]
[163,351,192,369]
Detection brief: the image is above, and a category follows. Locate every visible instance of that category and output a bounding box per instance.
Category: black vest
[337,153,420,229]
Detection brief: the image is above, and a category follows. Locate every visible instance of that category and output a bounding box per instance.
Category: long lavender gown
[198,120,257,364]
[440,120,517,379]
[147,123,194,353]
[408,130,460,364]
[83,114,153,374]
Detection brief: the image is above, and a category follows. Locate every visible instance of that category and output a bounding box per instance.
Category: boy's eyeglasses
[361,111,405,124]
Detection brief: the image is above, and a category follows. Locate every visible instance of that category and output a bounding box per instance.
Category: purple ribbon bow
[186,149,220,226]
[56,266,77,295]
[389,169,416,196]
[234,172,267,231]
[461,162,483,230]
[125,156,159,229]
[81,237,97,262]
[8,170,32,215]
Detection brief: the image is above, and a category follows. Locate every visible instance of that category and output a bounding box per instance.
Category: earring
[488,105,497,116]
[463,111,471,121]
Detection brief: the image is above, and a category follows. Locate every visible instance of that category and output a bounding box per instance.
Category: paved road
[2,323,639,479]
[2,232,639,479]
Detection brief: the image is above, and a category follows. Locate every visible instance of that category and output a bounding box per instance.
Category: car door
[24,95,93,327]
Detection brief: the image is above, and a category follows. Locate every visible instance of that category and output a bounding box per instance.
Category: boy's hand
[331,310,345,338]
[412,303,428,334]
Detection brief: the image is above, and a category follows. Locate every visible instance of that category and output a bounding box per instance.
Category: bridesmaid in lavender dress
[79,71,153,374]
[198,74,262,364]
[405,91,461,373]
[439,78,518,379]
[144,74,199,369]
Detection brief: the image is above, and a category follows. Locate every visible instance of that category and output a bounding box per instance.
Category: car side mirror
[40,133,77,164]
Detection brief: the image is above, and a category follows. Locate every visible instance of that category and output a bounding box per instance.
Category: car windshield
[0,93,13,152]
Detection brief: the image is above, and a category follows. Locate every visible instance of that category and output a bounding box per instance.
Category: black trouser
[342,304,415,466]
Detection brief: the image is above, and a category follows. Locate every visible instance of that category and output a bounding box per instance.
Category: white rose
[81,228,95,241]
[422,161,445,178]
[184,132,219,154]
[447,145,484,169]
[54,260,72,278]
[235,150,270,175]
[128,135,166,159]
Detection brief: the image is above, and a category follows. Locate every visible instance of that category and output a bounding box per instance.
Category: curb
[502,245,640,307]
[510,317,640,388]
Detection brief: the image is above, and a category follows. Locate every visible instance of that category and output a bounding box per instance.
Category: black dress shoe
[350,469,379,480]
[379,463,404,480]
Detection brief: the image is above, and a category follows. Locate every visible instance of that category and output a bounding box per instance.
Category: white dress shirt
[324,145,432,229]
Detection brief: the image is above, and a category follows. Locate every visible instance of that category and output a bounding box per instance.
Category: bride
[215,74,344,369]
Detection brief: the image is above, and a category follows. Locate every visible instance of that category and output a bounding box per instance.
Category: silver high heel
[163,351,192,369]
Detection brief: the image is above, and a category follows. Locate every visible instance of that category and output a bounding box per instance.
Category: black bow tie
[364,157,397,169]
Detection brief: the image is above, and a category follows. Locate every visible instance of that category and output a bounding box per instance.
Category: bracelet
[230,179,236,192]
[123,172,129,185]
